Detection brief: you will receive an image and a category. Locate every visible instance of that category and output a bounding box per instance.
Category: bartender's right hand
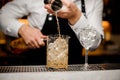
[18,24,47,49]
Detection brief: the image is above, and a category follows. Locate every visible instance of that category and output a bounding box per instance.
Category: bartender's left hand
[44,0,81,25]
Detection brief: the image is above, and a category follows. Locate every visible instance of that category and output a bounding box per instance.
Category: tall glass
[46,34,70,69]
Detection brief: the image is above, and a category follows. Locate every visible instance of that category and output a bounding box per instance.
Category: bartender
[0,0,104,65]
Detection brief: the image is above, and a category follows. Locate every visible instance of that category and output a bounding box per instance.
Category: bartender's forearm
[0,0,28,37]
[0,14,23,37]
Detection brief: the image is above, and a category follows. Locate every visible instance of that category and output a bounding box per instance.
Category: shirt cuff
[70,13,89,31]
[6,22,24,37]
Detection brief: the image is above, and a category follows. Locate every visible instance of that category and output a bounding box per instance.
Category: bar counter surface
[0,63,120,80]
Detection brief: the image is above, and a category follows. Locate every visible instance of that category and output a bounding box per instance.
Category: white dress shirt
[0,0,104,50]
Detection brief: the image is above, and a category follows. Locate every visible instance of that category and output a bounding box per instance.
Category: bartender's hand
[44,0,81,25]
[18,24,47,49]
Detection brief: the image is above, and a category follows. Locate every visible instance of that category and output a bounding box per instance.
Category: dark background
[103,0,120,34]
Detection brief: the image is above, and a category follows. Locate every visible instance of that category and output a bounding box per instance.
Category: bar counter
[0,63,120,80]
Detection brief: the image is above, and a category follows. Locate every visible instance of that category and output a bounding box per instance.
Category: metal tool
[44,0,63,11]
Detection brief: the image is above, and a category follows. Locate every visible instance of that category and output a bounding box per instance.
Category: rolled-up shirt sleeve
[71,13,89,36]
[70,0,104,50]
[0,0,29,37]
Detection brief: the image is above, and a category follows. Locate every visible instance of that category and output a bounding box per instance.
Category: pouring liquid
[46,12,69,69]
[55,12,61,37]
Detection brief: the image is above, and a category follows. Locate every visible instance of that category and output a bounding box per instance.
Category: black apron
[22,15,83,65]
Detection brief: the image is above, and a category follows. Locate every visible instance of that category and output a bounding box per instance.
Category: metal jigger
[44,0,63,11]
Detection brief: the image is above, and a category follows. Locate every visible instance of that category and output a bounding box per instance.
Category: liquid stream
[55,12,61,37]
[47,12,68,69]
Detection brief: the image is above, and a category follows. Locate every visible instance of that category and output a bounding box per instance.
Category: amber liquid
[46,12,68,69]
[55,12,61,37]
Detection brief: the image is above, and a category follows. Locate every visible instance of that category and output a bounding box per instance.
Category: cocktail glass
[79,26,98,70]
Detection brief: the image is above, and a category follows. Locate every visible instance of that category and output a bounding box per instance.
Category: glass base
[80,63,103,71]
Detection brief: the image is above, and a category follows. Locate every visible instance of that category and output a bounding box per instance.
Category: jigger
[44,0,63,11]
